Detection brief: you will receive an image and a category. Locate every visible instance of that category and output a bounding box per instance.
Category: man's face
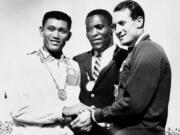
[113,8,138,46]
[86,15,113,52]
[40,18,71,53]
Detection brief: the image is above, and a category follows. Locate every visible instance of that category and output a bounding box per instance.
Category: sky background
[0,0,180,129]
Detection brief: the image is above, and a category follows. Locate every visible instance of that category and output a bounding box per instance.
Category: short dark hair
[42,11,72,30]
[114,0,145,27]
[86,9,112,25]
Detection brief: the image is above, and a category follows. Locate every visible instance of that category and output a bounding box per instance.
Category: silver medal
[86,81,95,92]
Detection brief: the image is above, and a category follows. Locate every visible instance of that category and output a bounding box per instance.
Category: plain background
[0,0,179,129]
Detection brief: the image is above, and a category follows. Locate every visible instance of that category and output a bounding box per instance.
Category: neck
[128,32,144,53]
[109,39,114,48]
[98,39,114,53]
[49,51,63,59]
[128,29,144,48]
[43,46,63,59]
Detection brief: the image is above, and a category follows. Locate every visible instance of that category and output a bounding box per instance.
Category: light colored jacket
[6,48,81,135]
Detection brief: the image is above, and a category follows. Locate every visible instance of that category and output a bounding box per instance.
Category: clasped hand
[63,103,92,132]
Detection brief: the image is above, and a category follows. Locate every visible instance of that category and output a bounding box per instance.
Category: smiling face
[86,14,113,52]
[113,8,139,47]
[40,18,71,53]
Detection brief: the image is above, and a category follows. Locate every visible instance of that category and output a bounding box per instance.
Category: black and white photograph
[0,0,179,134]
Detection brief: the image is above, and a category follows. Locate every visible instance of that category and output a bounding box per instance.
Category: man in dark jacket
[68,1,171,135]
[63,9,127,135]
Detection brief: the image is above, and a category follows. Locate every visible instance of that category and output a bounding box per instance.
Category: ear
[66,32,72,41]
[136,16,144,28]
[110,24,115,33]
[39,26,43,37]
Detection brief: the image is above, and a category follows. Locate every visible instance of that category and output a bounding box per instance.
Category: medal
[58,89,67,101]
[43,56,68,101]
[114,84,119,99]
[86,81,95,92]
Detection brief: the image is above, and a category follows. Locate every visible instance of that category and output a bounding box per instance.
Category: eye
[118,21,125,26]
[47,26,56,31]
[95,24,104,30]
[58,28,68,34]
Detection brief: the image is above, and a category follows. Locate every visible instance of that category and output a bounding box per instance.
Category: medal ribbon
[37,50,68,101]
[44,62,67,101]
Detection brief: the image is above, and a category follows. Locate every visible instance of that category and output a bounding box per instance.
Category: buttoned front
[74,46,127,108]
[91,93,95,98]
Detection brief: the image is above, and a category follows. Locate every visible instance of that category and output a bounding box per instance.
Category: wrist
[89,106,97,123]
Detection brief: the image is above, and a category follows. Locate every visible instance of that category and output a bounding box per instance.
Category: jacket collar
[128,33,150,53]
[38,47,66,63]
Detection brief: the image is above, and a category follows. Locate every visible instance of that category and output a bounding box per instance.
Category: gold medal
[86,81,95,92]
[58,89,67,101]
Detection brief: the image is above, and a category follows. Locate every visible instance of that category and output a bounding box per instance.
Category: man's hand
[70,110,92,132]
[62,103,89,117]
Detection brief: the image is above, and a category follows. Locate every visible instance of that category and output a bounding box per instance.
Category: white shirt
[92,44,116,73]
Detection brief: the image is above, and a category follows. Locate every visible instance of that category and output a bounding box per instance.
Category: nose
[91,28,98,37]
[52,30,60,39]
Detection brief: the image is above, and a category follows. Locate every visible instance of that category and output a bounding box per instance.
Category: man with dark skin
[63,9,127,135]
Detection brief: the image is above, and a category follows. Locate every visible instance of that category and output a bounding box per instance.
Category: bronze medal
[86,81,95,92]
[58,89,67,101]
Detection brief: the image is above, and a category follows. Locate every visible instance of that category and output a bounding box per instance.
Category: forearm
[92,47,161,123]
[11,101,64,125]
[92,96,131,123]
[11,84,80,125]
[62,102,90,117]
[92,80,159,123]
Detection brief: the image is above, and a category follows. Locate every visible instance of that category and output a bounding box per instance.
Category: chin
[120,40,130,46]
[50,45,61,50]
[93,45,102,50]
[48,48,61,53]
[120,42,127,46]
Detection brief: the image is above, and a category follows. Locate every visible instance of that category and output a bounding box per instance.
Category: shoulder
[12,50,40,70]
[65,58,81,86]
[24,50,42,66]
[133,40,170,67]
[66,58,79,67]
[65,58,80,72]
[73,51,91,62]
[26,50,41,61]
[135,40,167,58]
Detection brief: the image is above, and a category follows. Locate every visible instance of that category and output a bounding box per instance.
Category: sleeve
[66,59,81,86]
[93,44,162,123]
[11,99,65,126]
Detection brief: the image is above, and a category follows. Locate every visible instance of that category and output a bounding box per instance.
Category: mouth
[118,34,126,40]
[50,40,60,44]
[92,38,102,43]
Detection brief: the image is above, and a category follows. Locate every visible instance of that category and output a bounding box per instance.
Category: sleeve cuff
[91,109,97,123]
[91,108,103,123]
[54,101,65,121]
